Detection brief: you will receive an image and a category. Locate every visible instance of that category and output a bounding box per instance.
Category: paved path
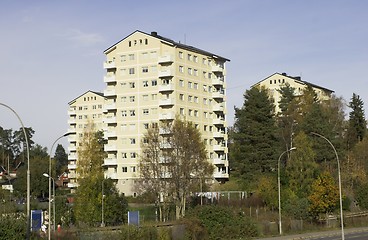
[257,226,368,240]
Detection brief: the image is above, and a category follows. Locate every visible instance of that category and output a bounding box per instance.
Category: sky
[0,0,367,151]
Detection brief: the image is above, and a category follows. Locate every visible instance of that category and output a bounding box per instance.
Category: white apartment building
[67,90,105,191]
[252,72,334,113]
[102,30,230,196]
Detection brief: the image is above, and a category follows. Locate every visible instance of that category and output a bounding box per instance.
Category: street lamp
[311,132,344,240]
[278,147,296,235]
[101,179,105,227]
[47,132,71,240]
[43,173,55,238]
[0,103,31,239]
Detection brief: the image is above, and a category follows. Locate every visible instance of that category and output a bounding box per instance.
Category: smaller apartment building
[252,72,334,113]
[67,91,105,191]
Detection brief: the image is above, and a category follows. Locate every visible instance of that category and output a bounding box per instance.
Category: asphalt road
[258,227,368,240]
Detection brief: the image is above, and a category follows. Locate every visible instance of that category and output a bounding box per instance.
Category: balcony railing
[213,157,227,165]
[159,112,175,120]
[68,154,77,160]
[67,182,79,188]
[213,131,225,139]
[104,158,118,166]
[68,164,77,170]
[212,91,225,99]
[104,131,117,138]
[104,144,117,152]
[159,98,175,106]
[211,65,224,73]
[213,118,225,125]
[158,83,174,92]
[103,60,116,69]
[104,116,117,124]
[158,68,173,78]
[158,54,173,64]
[104,75,116,83]
[213,171,229,178]
[213,104,225,112]
[212,77,225,86]
[104,89,116,97]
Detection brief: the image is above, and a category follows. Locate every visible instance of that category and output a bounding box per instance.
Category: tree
[257,175,277,209]
[138,118,214,220]
[308,171,339,219]
[231,87,280,188]
[347,93,366,148]
[54,144,68,177]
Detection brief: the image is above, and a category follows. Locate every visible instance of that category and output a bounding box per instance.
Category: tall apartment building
[252,72,334,113]
[102,30,230,196]
[67,91,105,191]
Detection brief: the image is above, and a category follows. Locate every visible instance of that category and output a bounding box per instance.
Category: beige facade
[103,30,229,196]
[67,91,105,191]
[252,72,334,113]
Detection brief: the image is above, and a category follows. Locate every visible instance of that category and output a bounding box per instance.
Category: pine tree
[347,93,366,148]
[54,144,68,177]
[231,87,280,188]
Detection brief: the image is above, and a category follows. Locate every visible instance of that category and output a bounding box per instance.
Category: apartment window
[143,94,148,101]
[130,152,136,158]
[151,94,157,100]
[143,123,149,129]
[208,73,212,79]
[194,96,198,103]
[129,124,136,130]
[188,95,193,102]
[188,68,192,75]
[143,109,149,115]
[179,51,183,59]
[270,80,272,84]
[130,138,136,144]
[129,54,134,60]
[194,110,198,117]
[188,82,192,89]
[204,112,208,118]
[193,55,198,62]
[120,55,126,62]
[129,96,135,102]
[142,66,148,73]
[130,166,136,172]
[143,81,148,87]
[203,85,207,92]
[179,94,184,101]
[188,109,193,116]
[122,153,127,158]
[122,167,128,173]
[202,58,206,64]
[203,98,207,104]
[151,65,157,72]
[121,124,127,131]
[151,79,157,86]
[83,106,88,110]
[179,79,184,87]
[203,71,207,78]
[129,82,135,88]
[194,69,198,76]
[121,96,127,102]
[120,68,126,76]
[204,125,207,131]
[179,66,184,73]
[92,105,97,110]
[180,108,184,115]
[98,104,103,109]
[194,83,198,89]
[187,54,192,61]
[130,110,135,116]
[129,68,135,75]
[142,52,148,59]
[122,110,127,117]
[78,106,82,110]
[208,86,212,92]
[150,51,157,58]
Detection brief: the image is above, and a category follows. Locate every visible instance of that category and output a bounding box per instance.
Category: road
[259,227,368,240]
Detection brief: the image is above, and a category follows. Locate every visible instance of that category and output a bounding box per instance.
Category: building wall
[67,91,105,190]
[103,31,229,196]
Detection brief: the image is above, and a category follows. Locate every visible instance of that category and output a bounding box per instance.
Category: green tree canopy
[347,93,366,148]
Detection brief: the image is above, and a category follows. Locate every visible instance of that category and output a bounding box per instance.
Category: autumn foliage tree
[138,118,214,220]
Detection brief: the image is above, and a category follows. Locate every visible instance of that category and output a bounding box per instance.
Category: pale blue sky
[1,0,367,150]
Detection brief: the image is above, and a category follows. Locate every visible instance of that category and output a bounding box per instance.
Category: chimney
[151,31,158,37]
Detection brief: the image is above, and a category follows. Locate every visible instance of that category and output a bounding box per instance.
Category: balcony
[212,91,224,100]
[103,60,116,69]
[106,172,118,179]
[68,145,76,152]
[68,134,77,143]
[104,102,116,111]
[104,158,118,166]
[104,144,117,152]
[158,68,173,78]
[104,75,116,83]
[158,54,173,64]
[159,112,175,120]
[104,89,116,97]
[68,172,77,179]
[68,164,77,170]
[67,182,79,188]
[160,142,173,149]
[104,130,117,138]
[68,109,76,116]
[213,157,226,165]
[214,171,229,179]
[211,65,224,73]
[213,104,225,112]
[213,144,225,152]
[212,77,225,86]
[159,128,171,135]
[68,154,77,160]
[67,118,77,124]
[159,98,175,106]
[104,116,117,124]
[213,131,225,139]
[213,118,225,125]
[158,84,174,92]
[67,128,76,134]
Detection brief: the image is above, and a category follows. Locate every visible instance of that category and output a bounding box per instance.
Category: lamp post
[47,133,71,240]
[0,103,31,239]
[278,147,296,235]
[43,173,55,238]
[311,132,344,240]
[101,179,105,227]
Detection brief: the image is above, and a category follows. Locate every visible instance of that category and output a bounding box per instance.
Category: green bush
[0,215,27,240]
[119,225,158,240]
[185,205,258,240]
